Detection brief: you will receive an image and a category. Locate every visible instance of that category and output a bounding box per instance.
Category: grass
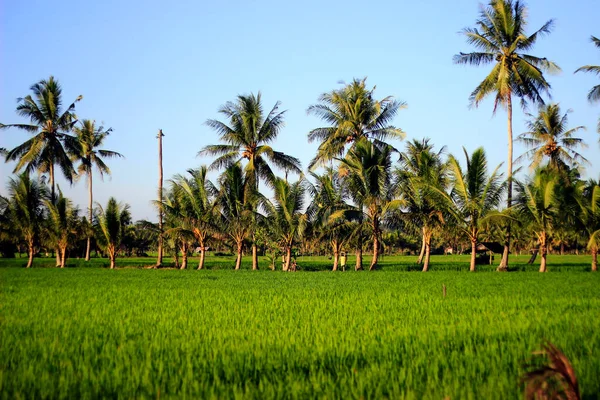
[0,256,598,399]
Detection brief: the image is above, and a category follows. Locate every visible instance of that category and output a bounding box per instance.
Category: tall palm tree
[447,148,506,271]
[215,163,254,270]
[161,187,195,270]
[307,78,406,169]
[454,0,560,269]
[168,167,217,270]
[397,139,448,272]
[265,178,307,271]
[94,197,131,269]
[71,119,123,261]
[575,36,600,133]
[338,139,401,270]
[45,189,81,268]
[200,93,301,270]
[1,76,82,202]
[517,104,587,171]
[515,168,559,272]
[6,173,48,268]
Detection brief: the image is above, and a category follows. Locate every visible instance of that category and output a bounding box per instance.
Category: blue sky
[1,0,599,220]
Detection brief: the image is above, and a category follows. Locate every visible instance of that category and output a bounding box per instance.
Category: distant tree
[71,119,123,261]
[1,76,82,202]
[446,148,506,271]
[45,189,81,268]
[454,0,560,269]
[200,93,301,270]
[307,78,406,169]
[94,197,131,269]
[515,169,559,272]
[6,173,48,268]
[581,179,600,271]
[517,104,587,171]
[575,35,600,133]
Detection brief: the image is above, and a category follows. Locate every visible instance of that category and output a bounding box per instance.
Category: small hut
[475,242,505,265]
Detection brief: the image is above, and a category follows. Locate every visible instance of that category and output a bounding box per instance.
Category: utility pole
[155,129,164,268]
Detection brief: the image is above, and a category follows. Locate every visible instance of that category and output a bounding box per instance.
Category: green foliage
[0,265,598,399]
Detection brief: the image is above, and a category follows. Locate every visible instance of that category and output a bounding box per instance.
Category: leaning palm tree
[264,178,308,271]
[94,197,131,269]
[517,104,587,171]
[454,0,560,269]
[200,93,301,270]
[71,119,123,261]
[575,36,600,133]
[515,168,559,272]
[397,139,448,272]
[1,76,82,202]
[45,189,81,268]
[307,78,406,169]
[6,173,48,268]
[338,139,401,270]
[215,163,254,270]
[446,148,506,271]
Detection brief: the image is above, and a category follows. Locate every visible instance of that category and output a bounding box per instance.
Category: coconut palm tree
[160,187,196,270]
[264,178,308,271]
[581,179,600,271]
[6,173,48,268]
[338,139,401,270]
[94,197,131,269]
[167,167,217,270]
[200,93,301,270]
[517,104,587,171]
[397,139,448,272]
[575,36,600,133]
[307,78,406,169]
[71,119,123,261]
[45,189,81,268]
[515,169,559,272]
[215,163,254,270]
[1,76,82,202]
[447,148,506,271]
[454,0,560,269]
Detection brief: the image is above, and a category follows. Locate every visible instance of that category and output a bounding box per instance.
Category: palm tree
[45,189,81,268]
[517,104,587,171]
[338,139,401,270]
[397,139,448,272]
[447,147,506,271]
[200,93,301,270]
[581,179,600,271]
[6,173,48,268]
[307,169,353,271]
[1,76,82,202]
[161,187,195,270]
[454,0,560,269]
[307,78,406,169]
[265,178,308,271]
[168,167,217,270]
[71,119,123,261]
[94,197,131,269]
[515,169,559,272]
[215,163,254,270]
[575,36,600,133]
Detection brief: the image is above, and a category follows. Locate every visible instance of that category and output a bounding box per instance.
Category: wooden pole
[156,129,164,268]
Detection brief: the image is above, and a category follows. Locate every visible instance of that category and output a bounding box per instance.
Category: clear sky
[1,0,599,220]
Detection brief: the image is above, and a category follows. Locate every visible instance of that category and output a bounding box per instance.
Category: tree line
[1,0,599,272]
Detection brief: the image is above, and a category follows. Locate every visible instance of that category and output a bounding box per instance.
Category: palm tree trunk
[355,242,363,271]
[284,246,292,271]
[26,242,34,268]
[109,247,116,269]
[592,247,598,272]
[180,244,188,270]
[197,241,206,270]
[60,246,66,268]
[498,93,513,271]
[539,233,547,273]
[156,130,164,268]
[235,240,242,270]
[470,239,477,272]
[370,218,380,271]
[252,242,258,270]
[560,242,565,256]
[85,170,93,261]
[417,232,426,264]
[422,231,432,272]
[332,239,339,271]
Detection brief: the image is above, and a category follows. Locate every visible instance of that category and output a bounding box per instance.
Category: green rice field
[1,255,599,399]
